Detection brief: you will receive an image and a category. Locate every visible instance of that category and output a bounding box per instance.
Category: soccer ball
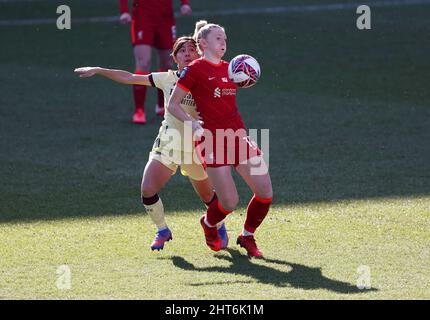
[228,54,261,88]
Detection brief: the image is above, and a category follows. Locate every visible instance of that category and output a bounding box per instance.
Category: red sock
[244,195,272,233]
[206,198,232,226]
[133,70,148,112]
[157,68,167,108]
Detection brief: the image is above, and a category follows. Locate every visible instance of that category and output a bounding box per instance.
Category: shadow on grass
[169,249,377,294]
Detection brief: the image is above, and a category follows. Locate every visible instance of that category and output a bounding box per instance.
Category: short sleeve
[151,72,169,91]
[176,65,198,92]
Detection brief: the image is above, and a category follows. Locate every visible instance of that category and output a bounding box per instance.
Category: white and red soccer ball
[228,54,261,88]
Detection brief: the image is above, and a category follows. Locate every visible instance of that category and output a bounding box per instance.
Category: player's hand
[192,120,204,139]
[119,12,132,24]
[180,4,192,16]
[195,112,203,121]
[74,67,99,78]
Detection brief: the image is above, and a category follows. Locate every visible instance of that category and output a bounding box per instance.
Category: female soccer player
[74,36,228,251]
[167,21,273,257]
[119,0,192,124]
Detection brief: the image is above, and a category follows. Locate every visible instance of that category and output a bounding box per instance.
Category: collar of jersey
[201,57,223,67]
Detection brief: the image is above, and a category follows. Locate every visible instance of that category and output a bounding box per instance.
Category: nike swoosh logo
[208,77,215,80]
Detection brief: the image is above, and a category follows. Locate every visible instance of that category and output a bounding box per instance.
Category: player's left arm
[180,0,192,15]
[74,67,151,86]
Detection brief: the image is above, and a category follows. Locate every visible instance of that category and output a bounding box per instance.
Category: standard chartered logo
[213,87,236,98]
[214,87,221,98]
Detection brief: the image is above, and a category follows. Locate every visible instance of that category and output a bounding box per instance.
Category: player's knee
[255,181,273,199]
[219,195,239,212]
[141,189,156,199]
[135,58,151,72]
[141,183,158,198]
[159,59,172,70]
[200,190,214,204]
[157,53,172,69]
[261,184,273,199]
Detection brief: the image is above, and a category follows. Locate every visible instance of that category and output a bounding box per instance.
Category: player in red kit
[119,0,192,124]
[167,21,273,258]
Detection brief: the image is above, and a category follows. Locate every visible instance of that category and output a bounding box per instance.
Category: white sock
[143,197,167,230]
[242,229,254,237]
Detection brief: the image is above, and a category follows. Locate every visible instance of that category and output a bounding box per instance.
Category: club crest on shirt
[180,67,188,78]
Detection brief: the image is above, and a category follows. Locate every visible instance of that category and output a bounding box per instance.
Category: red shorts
[195,129,262,168]
[131,16,176,49]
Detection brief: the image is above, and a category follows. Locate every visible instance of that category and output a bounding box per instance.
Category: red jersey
[176,58,245,132]
[120,0,189,20]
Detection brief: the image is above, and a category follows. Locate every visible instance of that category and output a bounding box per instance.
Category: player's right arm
[167,85,203,135]
[74,67,151,86]
[180,0,192,16]
[168,65,203,134]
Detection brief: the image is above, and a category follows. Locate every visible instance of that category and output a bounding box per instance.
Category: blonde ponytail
[193,20,208,42]
[192,20,225,54]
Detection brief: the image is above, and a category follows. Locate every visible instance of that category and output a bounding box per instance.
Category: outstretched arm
[74,67,151,86]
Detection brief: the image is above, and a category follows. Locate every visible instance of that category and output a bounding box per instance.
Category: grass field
[0,0,429,299]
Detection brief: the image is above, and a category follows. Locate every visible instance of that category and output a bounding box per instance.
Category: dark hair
[172,36,197,57]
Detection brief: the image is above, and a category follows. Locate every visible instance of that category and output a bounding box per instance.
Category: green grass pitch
[0,0,429,299]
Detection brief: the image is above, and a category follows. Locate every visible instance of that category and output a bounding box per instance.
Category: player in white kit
[74,37,228,251]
